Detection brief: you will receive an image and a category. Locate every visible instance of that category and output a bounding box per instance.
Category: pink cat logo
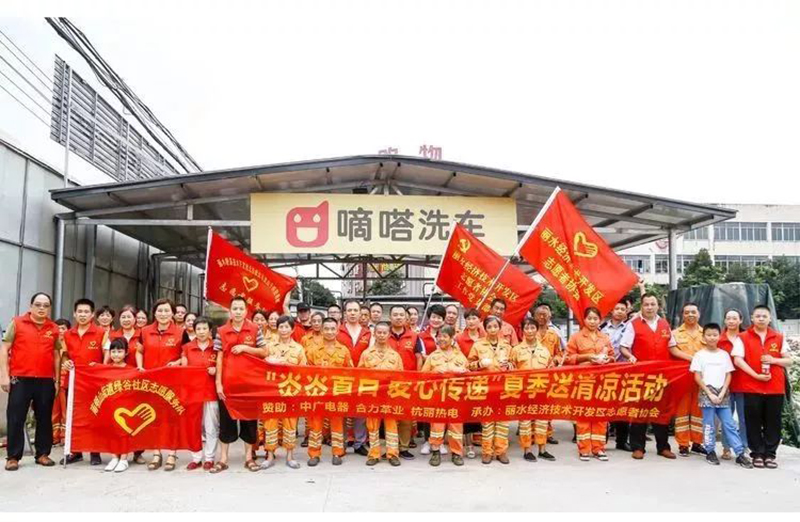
[286,201,329,247]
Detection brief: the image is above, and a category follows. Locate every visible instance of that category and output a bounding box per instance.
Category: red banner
[518,189,638,322]
[222,355,692,424]
[436,223,542,324]
[205,230,296,311]
[70,366,213,454]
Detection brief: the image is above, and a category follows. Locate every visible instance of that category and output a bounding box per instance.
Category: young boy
[104,338,131,472]
[689,323,753,468]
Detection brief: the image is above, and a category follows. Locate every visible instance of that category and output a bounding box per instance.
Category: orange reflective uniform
[673,323,705,448]
[359,344,403,458]
[510,339,551,449]
[307,341,353,458]
[566,328,615,455]
[500,321,519,346]
[467,338,513,457]
[301,331,324,355]
[421,346,468,456]
[536,327,562,357]
[264,339,307,451]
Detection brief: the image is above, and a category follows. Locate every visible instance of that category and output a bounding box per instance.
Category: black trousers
[744,393,784,460]
[6,377,56,461]
[612,421,630,447]
[629,422,670,454]
[218,400,257,445]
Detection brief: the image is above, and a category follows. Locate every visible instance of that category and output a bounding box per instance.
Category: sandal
[752,457,764,468]
[209,462,229,474]
[164,455,177,471]
[147,455,162,471]
[764,458,778,469]
[244,459,260,472]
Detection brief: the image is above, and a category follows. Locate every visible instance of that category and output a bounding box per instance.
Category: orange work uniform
[306,341,353,458]
[263,340,307,452]
[672,323,706,448]
[566,328,615,456]
[509,339,552,450]
[358,345,404,459]
[468,338,514,458]
[421,347,469,456]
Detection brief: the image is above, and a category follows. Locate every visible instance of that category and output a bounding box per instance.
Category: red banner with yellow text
[222,355,692,424]
[518,190,638,322]
[70,366,213,454]
[205,230,296,311]
[436,223,542,324]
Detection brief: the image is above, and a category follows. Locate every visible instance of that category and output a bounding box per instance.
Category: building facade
[620,204,800,285]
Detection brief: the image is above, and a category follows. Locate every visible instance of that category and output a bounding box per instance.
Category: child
[104,338,131,472]
[689,323,753,468]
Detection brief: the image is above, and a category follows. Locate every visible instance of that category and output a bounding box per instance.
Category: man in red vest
[292,302,312,343]
[732,305,793,469]
[619,293,678,460]
[337,299,371,456]
[386,305,422,459]
[1,292,62,471]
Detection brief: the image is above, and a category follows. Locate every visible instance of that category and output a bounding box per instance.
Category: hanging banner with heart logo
[205,230,296,311]
[517,188,638,323]
[69,366,213,454]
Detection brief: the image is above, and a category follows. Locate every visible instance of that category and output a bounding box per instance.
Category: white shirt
[619,315,677,350]
[690,348,734,389]
[730,330,789,358]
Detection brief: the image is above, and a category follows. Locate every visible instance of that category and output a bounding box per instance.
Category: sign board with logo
[250,193,518,255]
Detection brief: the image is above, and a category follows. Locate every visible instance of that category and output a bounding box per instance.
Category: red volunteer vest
[217,319,261,355]
[630,316,672,362]
[109,328,142,367]
[337,323,371,363]
[182,339,218,401]
[9,314,60,378]
[387,327,418,371]
[418,327,439,356]
[737,327,785,395]
[64,323,106,367]
[292,322,311,344]
[718,332,744,393]
[140,322,184,369]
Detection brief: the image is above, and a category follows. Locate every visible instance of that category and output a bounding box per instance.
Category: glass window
[714,222,739,241]
[622,255,651,274]
[655,255,669,274]
[772,223,800,242]
[677,255,694,273]
[683,227,709,240]
[739,222,767,242]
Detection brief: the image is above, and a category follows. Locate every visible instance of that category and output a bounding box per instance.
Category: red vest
[388,327,418,371]
[737,327,785,395]
[630,316,672,362]
[217,319,261,355]
[292,322,311,344]
[109,329,141,367]
[337,323,371,363]
[64,323,106,367]
[418,327,439,355]
[718,332,744,393]
[455,330,481,358]
[182,339,218,401]
[9,314,60,378]
[140,322,184,369]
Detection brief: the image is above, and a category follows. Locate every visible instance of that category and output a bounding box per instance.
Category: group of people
[0,290,792,473]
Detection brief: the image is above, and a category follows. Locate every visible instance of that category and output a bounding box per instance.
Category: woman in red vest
[731,305,793,469]
[718,308,747,460]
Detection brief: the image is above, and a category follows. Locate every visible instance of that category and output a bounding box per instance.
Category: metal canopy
[50,154,737,273]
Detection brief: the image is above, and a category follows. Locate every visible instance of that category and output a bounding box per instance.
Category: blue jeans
[721,393,748,450]
[702,406,744,456]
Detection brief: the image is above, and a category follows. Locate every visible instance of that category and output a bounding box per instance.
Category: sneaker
[547,436,559,445]
[388,456,401,467]
[354,446,369,457]
[679,446,690,457]
[399,450,415,460]
[429,450,441,467]
[691,443,708,455]
[113,459,129,473]
[735,455,753,469]
[595,452,609,462]
[307,457,320,467]
[523,451,537,462]
[538,451,556,461]
[104,458,119,472]
[332,455,343,466]
[465,447,476,459]
[441,444,449,455]
[420,442,431,455]
[366,458,379,466]
[579,454,591,462]
[286,459,301,469]
[60,453,83,465]
[451,454,464,466]
[706,451,720,465]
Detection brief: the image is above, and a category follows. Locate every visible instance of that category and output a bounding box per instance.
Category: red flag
[69,366,213,454]
[436,224,542,325]
[518,188,638,321]
[205,230,296,311]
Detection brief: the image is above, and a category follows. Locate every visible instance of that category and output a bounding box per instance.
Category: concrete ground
[2,421,799,511]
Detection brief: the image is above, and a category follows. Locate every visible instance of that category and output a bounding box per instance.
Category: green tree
[293,279,337,308]
[368,271,404,296]
[723,264,755,284]
[754,257,800,319]
[535,286,569,320]
[679,249,724,288]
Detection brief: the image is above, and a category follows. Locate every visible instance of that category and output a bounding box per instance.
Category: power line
[0,67,51,114]
[0,81,51,127]
[0,27,53,93]
[0,53,52,104]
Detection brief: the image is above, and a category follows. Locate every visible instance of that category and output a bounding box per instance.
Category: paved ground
[2,421,799,511]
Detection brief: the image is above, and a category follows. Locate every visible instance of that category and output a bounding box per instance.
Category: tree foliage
[292,278,337,308]
[679,249,725,288]
[368,271,404,296]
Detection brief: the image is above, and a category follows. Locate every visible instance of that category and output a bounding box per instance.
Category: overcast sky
[2,0,799,205]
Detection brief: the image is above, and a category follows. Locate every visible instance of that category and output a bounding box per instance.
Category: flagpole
[63,367,75,469]
[475,186,562,311]
[203,227,212,315]
[421,220,458,325]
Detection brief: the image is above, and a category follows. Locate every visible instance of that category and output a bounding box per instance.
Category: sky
[1,0,799,206]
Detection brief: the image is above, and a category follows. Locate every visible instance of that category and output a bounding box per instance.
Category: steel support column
[53,217,66,318]
[84,225,96,299]
[668,228,678,290]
